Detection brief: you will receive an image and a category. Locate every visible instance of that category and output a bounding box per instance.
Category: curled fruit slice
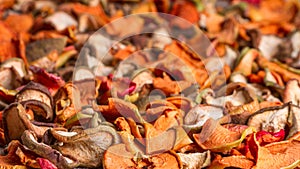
[16,81,54,122]
[177,151,211,169]
[193,118,254,152]
[54,82,81,124]
[247,103,290,133]
[252,133,300,169]
[45,124,120,168]
[3,103,50,143]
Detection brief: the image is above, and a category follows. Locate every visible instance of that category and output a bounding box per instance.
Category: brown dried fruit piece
[16,81,54,122]
[2,103,50,143]
[46,125,120,168]
[0,140,27,169]
[54,82,81,124]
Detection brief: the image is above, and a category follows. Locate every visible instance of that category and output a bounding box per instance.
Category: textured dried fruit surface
[0,0,299,169]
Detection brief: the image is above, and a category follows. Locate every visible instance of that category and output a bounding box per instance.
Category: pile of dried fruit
[0,0,300,168]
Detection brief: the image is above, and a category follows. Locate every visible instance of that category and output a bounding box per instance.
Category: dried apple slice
[0,67,22,90]
[184,104,225,130]
[16,81,54,122]
[208,155,254,169]
[99,98,145,122]
[3,103,50,142]
[287,105,300,139]
[0,140,27,169]
[21,130,79,169]
[284,79,300,106]
[103,144,182,169]
[166,96,193,113]
[54,82,81,124]
[144,123,176,155]
[193,118,255,152]
[234,49,258,76]
[177,151,211,169]
[251,133,300,169]
[1,58,27,78]
[0,86,17,105]
[148,151,182,169]
[103,144,137,169]
[46,124,120,168]
[247,103,290,132]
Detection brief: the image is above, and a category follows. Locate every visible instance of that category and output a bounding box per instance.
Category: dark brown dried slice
[2,103,50,143]
[12,140,40,168]
[16,81,54,122]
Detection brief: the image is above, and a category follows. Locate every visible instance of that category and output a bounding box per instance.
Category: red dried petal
[37,158,58,169]
[30,66,65,95]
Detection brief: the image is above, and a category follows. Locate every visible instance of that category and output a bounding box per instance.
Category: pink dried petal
[37,158,58,169]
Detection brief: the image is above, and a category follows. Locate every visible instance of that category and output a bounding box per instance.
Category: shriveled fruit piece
[46,124,120,168]
[54,82,81,124]
[16,81,54,122]
[0,140,27,169]
[103,144,136,169]
[251,133,300,169]
[3,103,50,143]
[21,130,79,169]
[208,155,254,169]
[103,144,182,169]
[248,103,290,132]
[177,151,211,169]
[193,118,254,152]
